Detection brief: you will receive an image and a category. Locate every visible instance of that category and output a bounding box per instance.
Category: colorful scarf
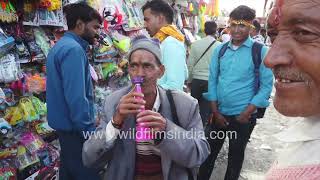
[153,25,184,43]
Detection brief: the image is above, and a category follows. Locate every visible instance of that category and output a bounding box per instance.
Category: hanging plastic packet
[19,132,46,155]
[0,147,17,159]
[34,28,51,57]
[4,106,23,125]
[31,96,46,116]
[15,39,31,63]
[3,88,16,106]
[16,145,40,170]
[23,0,39,26]
[0,54,21,83]
[94,32,118,63]
[19,97,40,122]
[0,167,16,180]
[101,62,118,80]
[38,0,64,27]
[0,27,15,57]
[35,121,54,135]
[24,28,46,62]
[111,31,130,54]
[0,118,12,135]
[26,74,46,94]
[36,149,51,167]
[0,87,6,110]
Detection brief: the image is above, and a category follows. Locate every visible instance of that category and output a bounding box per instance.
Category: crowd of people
[45,0,320,180]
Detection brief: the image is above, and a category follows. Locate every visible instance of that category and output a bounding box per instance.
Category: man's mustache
[273,66,311,82]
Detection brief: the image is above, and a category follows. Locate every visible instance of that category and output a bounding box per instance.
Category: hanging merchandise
[205,0,220,17]
[15,39,31,64]
[25,73,46,94]
[0,0,18,23]
[40,0,62,11]
[102,4,123,31]
[94,32,118,63]
[122,0,143,31]
[0,27,15,57]
[38,2,64,27]
[187,0,199,16]
[0,118,11,135]
[23,0,39,26]
[0,167,16,180]
[23,0,64,27]
[4,106,23,125]
[180,13,190,28]
[33,28,51,57]
[198,0,207,33]
[0,54,21,83]
[111,31,130,54]
[24,28,46,62]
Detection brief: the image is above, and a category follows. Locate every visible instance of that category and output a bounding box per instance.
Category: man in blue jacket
[198,5,273,180]
[46,2,102,180]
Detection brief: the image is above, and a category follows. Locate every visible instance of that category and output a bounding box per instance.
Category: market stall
[0,0,219,179]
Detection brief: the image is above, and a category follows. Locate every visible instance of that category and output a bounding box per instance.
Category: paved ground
[209,97,303,180]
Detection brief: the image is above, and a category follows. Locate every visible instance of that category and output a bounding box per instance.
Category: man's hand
[113,90,145,126]
[136,110,166,133]
[209,112,228,128]
[236,111,251,124]
[236,104,256,124]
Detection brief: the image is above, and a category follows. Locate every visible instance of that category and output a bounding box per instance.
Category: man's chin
[273,95,319,117]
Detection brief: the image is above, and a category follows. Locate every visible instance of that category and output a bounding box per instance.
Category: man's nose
[233,25,241,32]
[264,35,292,68]
[137,66,145,76]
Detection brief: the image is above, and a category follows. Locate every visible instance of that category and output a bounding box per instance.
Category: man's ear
[75,19,85,31]
[158,64,165,78]
[159,14,167,24]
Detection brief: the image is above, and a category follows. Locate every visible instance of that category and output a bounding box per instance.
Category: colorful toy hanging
[39,0,62,11]
[0,0,18,23]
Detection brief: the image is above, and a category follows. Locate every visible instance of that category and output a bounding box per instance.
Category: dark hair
[63,2,103,30]
[204,21,217,35]
[142,0,174,24]
[252,19,261,32]
[229,5,256,21]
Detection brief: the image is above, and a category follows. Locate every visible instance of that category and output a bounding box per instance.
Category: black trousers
[190,79,211,126]
[198,115,257,180]
[57,131,100,180]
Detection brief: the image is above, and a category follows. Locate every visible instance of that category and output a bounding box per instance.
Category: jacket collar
[64,31,89,51]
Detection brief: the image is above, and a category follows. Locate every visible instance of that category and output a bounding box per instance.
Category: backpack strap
[251,42,263,94]
[218,42,229,60]
[166,90,194,180]
[217,42,229,75]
